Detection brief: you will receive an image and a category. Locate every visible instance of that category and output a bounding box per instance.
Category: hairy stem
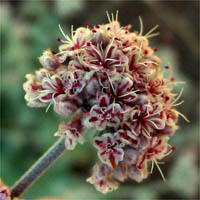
[10,137,66,199]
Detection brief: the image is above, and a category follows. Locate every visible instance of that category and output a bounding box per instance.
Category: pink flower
[53,95,78,116]
[93,133,124,168]
[86,94,122,130]
[59,27,92,58]
[129,103,165,137]
[82,42,128,72]
[145,78,165,98]
[55,120,84,150]
[39,50,60,71]
[64,70,86,96]
[87,163,118,194]
[40,73,65,103]
[23,74,47,107]
[102,75,137,109]
[136,136,169,170]
[0,188,10,200]
[115,129,139,147]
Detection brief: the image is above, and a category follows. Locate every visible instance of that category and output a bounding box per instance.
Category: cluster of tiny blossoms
[23,12,184,193]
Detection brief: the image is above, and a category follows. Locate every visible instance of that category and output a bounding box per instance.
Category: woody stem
[10,137,66,199]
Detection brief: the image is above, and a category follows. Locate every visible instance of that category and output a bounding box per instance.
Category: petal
[89,116,99,122]
[130,109,141,120]
[131,122,142,136]
[99,94,110,107]
[93,137,106,150]
[113,162,128,182]
[128,165,147,183]
[124,147,139,165]
[113,147,124,162]
[90,105,102,115]
[109,153,117,168]
[65,136,77,150]
[118,77,133,95]
[107,116,120,128]
[147,117,165,130]
[96,120,107,131]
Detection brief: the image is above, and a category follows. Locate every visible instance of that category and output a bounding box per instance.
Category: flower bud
[39,50,59,71]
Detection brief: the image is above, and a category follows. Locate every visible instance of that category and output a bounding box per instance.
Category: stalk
[10,137,66,199]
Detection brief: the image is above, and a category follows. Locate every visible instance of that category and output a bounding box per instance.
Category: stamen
[112,99,116,113]
[175,111,190,123]
[106,72,115,95]
[150,160,155,174]
[139,16,143,36]
[116,10,119,21]
[111,13,114,22]
[105,38,114,58]
[71,25,75,41]
[45,101,53,112]
[153,159,166,182]
[142,128,152,139]
[118,90,139,100]
[171,87,184,105]
[145,24,159,37]
[153,48,158,52]
[172,100,184,107]
[106,11,111,23]
[171,146,176,151]
[85,21,89,27]
[138,61,158,66]
[163,149,173,157]
[57,37,61,42]
[146,32,160,39]
[90,44,103,61]
[170,77,175,82]
[58,24,72,43]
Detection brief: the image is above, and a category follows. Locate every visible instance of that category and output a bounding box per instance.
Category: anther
[137,165,142,170]
[57,37,61,42]
[153,48,158,52]
[171,146,176,151]
[86,42,91,46]
[85,21,89,27]
[170,77,175,82]
[150,132,154,137]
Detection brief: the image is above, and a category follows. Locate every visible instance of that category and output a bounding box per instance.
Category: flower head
[23,11,187,193]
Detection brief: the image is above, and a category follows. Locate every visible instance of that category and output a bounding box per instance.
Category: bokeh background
[1,1,199,199]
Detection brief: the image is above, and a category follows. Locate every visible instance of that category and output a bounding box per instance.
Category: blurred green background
[1,1,199,199]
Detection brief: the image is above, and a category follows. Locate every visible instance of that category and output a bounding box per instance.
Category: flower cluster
[23,12,186,193]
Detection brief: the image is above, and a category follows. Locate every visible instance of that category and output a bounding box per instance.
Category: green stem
[10,137,66,199]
